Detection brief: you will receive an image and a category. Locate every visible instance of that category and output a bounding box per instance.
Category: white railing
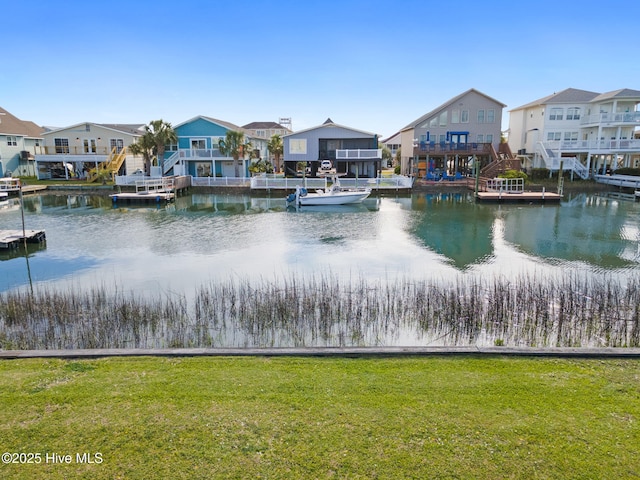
[580,112,640,125]
[594,174,640,189]
[115,174,161,186]
[0,178,21,192]
[486,177,524,193]
[543,139,640,152]
[192,176,251,187]
[250,174,414,190]
[163,151,180,174]
[178,149,224,159]
[335,148,382,159]
[535,142,590,179]
[135,178,174,193]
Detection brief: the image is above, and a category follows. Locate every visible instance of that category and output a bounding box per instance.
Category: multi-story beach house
[397,89,507,178]
[34,122,144,180]
[163,116,267,177]
[507,88,640,178]
[282,118,381,178]
[0,106,44,177]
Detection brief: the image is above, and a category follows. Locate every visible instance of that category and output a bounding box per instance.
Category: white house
[507,88,640,177]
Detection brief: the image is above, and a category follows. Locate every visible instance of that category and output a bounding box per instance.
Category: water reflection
[1,191,640,296]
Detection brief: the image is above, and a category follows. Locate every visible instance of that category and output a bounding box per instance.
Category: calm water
[2,191,640,348]
[2,191,640,294]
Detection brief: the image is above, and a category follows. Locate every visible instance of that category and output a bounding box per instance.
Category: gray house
[399,89,506,178]
[283,119,381,178]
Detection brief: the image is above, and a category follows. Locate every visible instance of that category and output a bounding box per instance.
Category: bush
[499,169,528,182]
[394,165,401,175]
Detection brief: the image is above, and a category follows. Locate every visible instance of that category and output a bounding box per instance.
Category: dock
[475,177,562,203]
[110,178,176,204]
[0,230,46,249]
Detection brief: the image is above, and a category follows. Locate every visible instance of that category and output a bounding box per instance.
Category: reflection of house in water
[501,197,638,268]
[409,194,494,269]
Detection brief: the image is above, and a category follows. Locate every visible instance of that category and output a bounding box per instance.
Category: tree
[129,120,177,175]
[381,146,392,167]
[128,133,155,175]
[248,159,274,175]
[267,134,284,173]
[218,130,252,178]
[145,119,177,173]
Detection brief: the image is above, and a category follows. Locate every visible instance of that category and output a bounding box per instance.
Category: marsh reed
[1,272,639,349]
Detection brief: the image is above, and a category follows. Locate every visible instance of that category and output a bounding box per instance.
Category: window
[110,139,124,151]
[460,110,469,123]
[547,132,561,141]
[419,134,427,142]
[6,136,17,146]
[486,134,493,143]
[439,111,447,126]
[429,118,438,128]
[567,107,580,120]
[563,132,578,141]
[487,109,495,123]
[549,108,563,120]
[477,134,484,143]
[54,138,69,153]
[477,110,485,123]
[451,110,459,124]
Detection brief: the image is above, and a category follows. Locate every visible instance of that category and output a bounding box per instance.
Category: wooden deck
[0,229,46,249]
[476,191,562,203]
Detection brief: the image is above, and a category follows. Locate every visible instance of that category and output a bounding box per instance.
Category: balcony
[412,142,491,156]
[335,148,381,160]
[580,112,640,127]
[545,139,640,153]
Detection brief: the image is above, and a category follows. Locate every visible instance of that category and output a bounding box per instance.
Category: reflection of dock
[476,191,562,203]
[0,230,46,249]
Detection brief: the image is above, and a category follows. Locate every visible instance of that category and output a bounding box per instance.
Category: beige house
[35,122,145,180]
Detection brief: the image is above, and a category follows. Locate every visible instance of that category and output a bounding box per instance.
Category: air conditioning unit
[517,149,527,155]
[20,151,30,160]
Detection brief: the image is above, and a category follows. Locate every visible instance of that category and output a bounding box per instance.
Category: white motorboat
[286,180,371,206]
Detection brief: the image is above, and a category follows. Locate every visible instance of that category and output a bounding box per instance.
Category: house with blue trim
[0,106,45,177]
[283,118,381,177]
[163,116,267,177]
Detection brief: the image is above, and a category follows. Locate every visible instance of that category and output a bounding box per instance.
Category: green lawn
[0,356,638,479]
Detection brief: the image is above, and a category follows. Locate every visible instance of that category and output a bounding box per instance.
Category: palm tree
[145,119,177,174]
[218,130,252,178]
[128,133,155,175]
[267,134,284,173]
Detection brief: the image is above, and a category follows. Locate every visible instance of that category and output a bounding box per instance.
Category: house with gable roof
[163,116,267,177]
[35,122,144,180]
[398,89,507,178]
[507,87,640,177]
[0,106,45,177]
[282,118,381,178]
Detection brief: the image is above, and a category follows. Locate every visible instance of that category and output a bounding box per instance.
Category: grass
[0,356,638,479]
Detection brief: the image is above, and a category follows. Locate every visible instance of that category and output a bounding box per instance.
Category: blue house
[283,119,381,177]
[164,116,265,177]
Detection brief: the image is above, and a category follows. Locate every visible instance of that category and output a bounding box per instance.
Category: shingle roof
[401,89,506,131]
[0,107,45,138]
[589,88,640,102]
[511,88,600,110]
[242,121,287,130]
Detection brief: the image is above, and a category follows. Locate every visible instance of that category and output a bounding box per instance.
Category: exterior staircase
[534,142,589,179]
[86,147,127,183]
[479,143,521,179]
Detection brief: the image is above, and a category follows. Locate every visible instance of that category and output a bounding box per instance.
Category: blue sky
[3,0,638,138]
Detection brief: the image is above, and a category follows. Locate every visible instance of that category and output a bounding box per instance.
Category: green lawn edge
[1,356,638,479]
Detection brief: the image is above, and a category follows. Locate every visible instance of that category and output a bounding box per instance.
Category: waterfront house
[398,89,507,178]
[164,116,266,177]
[507,88,640,178]
[0,107,45,177]
[380,132,401,166]
[282,118,381,178]
[35,122,144,180]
